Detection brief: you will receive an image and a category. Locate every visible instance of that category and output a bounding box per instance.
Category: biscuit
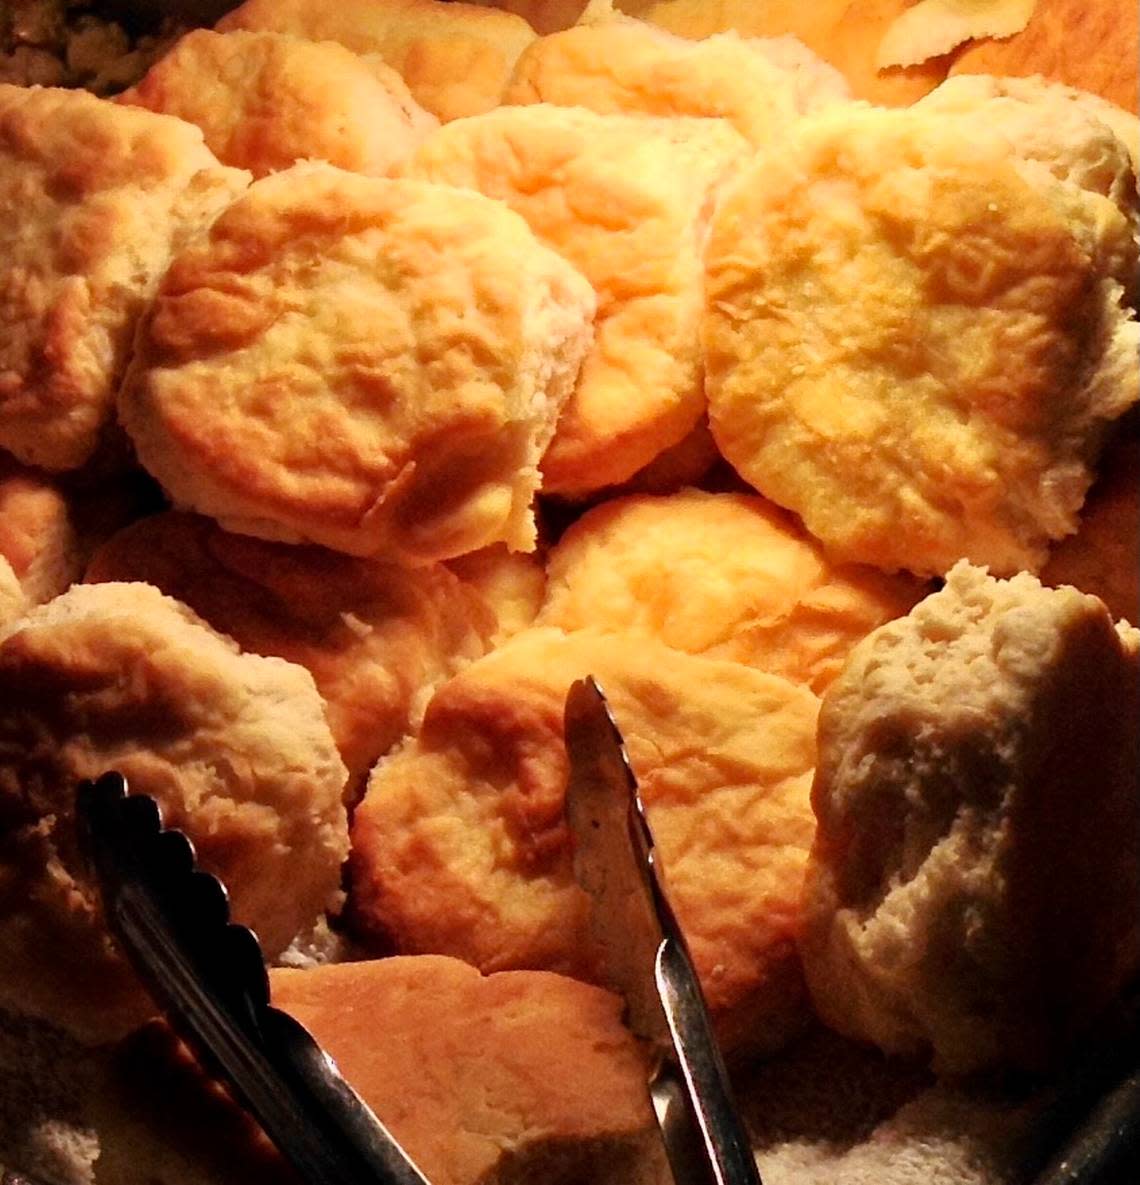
[0,457,80,610]
[0,84,249,472]
[85,512,495,795]
[1042,437,1139,624]
[0,581,349,1044]
[119,164,596,563]
[503,22,850,147]
[271,957,664,1185]
[949,0,1139,114]
[800,562,1140,1075]
[704,105,1140,577]
[446,544,546,646]
[406,105,748,495]
[0,558,24,629]
[539,489,927,693]
[217,0,537,122]
[350,626,820,1056]
[120,30,438,179]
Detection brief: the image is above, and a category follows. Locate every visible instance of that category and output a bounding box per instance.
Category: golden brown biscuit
[1042,437,1139,624]
[271,957,664,1185]
[949,0,1139,114]
[0,581,348,1044]
[85,512,494,794]
[632,0,950,105]
[539,489,927,693]
[503,22,850,146]
[406,105,748,495]
[119,164,596,563]
[350,626,820,1056]
[800,563,1140,1075]
[705,105,1139,577]
[217,0,537,122]
[0,85,249,472]
[446,544,546,646]
[120,30,438,179]
[0,457,80,609]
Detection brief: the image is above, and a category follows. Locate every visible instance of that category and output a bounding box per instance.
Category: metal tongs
[563,677,763,1185]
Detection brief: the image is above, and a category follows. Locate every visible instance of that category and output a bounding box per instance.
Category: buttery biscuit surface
[704,105,1139,577]
[120,164,596,562]
[350,626,820,1056]
[120,29,438,179]
[0,84,248,471]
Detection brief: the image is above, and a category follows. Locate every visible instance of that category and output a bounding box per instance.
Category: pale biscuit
[0,84,249,471]
[503,22,850,147]
[704,105,1140,577]
[271,957,664,1185]
[119,164,596,563]
[446,544,546,646]
[85,512,494,795]
[0,457,80,609]
[800,563,1140,1075]
[539,489,927,693]
[120,30,438,179]
[0,581,348,1044]
[350,626,820,1056]
[406,105,748,495]
[1042,436,1139,624]
[217,0,537,122]
[949,0,1139,114]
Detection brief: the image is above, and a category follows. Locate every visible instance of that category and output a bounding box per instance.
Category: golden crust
[445,543,546,646]
[119,164,596,563]
[85,512,495,795]
[1042,436,1140,624]
[217,0,537,121]
[949,0,1140,114]
[503,22,850,146]
[0,456,80,608]
[406,105,748,494]
[800,563,1140,1075]
[350,626,820,1056]
[539,489,928,693]
[0,84,249,471]
[704,105,1139,577]
[271,957,663,1185]
[0,581,348,1044]
[120,29,438,180]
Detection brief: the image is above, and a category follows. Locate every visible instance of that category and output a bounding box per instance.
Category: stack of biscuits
[0,1,1136,1183]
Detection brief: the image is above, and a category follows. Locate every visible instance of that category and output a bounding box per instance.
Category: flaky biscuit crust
[0,581,348,1044]
[539,488,927,692]
[86,512,495,794]
[217,0,537,121]
[120,30,438,179]
[0,85,248,471]
[705,106,1139,577]
[272,957,661,1185]
[350,626,820,1056]
[407,105,748,494]
[120,165,595,562]
[800,563,1140,1075]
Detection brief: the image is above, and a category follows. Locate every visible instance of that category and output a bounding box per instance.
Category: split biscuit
[0,85,249,472]
[1042,436,1139,624]
[350,626,821,1056]
[406,105,749,495]
[704,104,1140,577]
[503,21,850,147]
[0,581,348,1044]
[949,0,1139,114]
[120,29,438,179]
[539,489,927,694]
[85,512,495,795]
[271,957,664,1185]
[800,562,1140,1075]
[119,164,596,563]
[217,0,537,122]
